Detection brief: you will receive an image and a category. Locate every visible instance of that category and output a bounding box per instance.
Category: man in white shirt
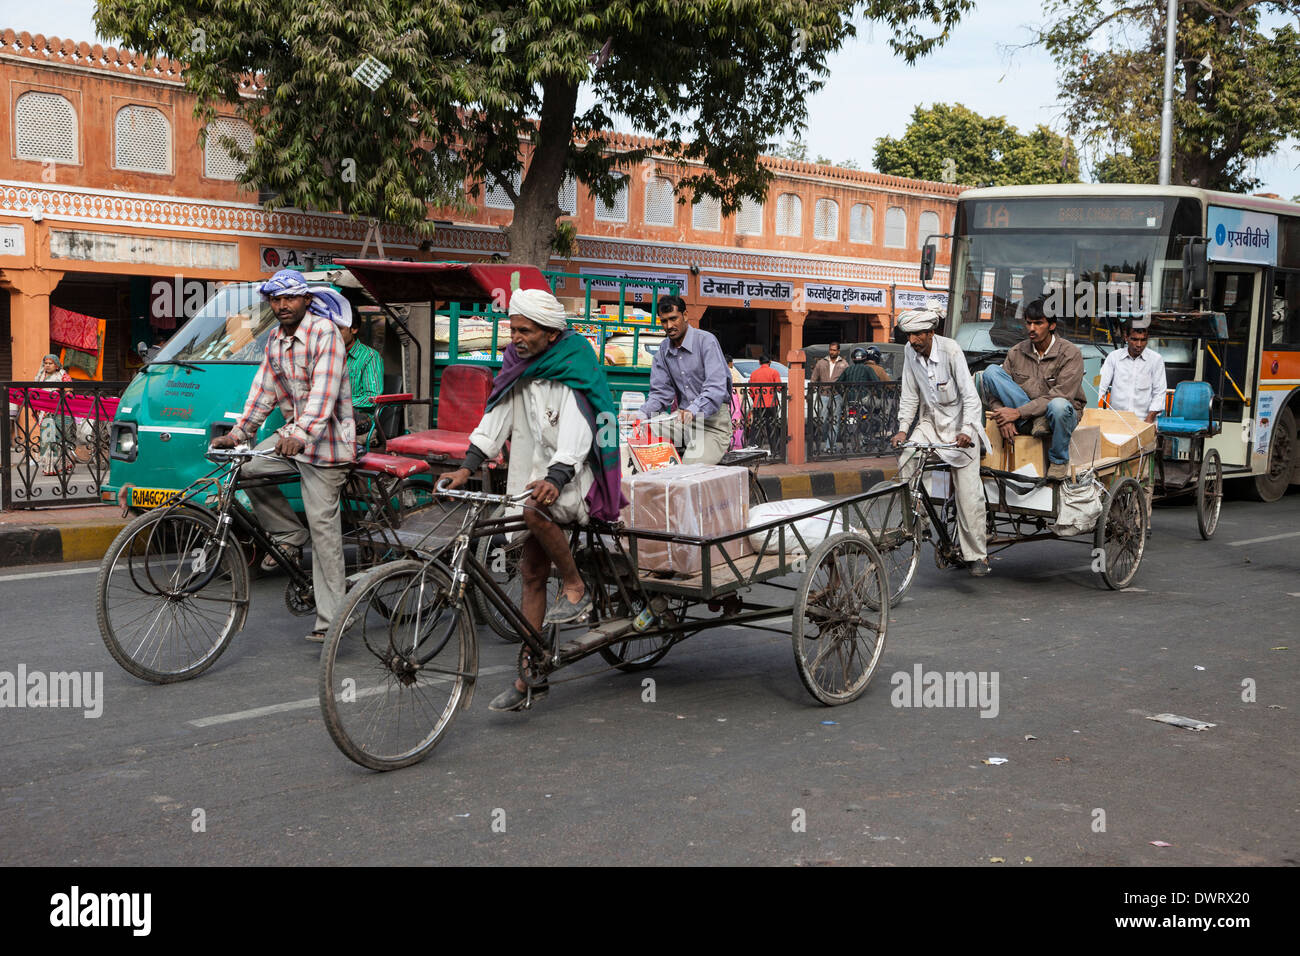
[1098,324,1167,423]
[890,307,991,576]
[443,288,625,712]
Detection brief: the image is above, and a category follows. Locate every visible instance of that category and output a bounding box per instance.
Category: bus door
[1207,268,1260,421]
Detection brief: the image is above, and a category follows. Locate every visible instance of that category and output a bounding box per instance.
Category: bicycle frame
[144,451,315,594]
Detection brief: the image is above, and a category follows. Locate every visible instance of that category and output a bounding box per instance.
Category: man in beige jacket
[979,298,1085,480]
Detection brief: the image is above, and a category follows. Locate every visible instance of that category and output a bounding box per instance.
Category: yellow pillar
[2,267,63,379]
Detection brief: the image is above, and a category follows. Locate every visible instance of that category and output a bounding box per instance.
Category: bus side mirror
[1182,240,1208,307]
[919,243,936,283]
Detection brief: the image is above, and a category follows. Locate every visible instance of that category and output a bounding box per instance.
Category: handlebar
[433,478,532,506]
[901,441,962,450]
[205,445,286,463]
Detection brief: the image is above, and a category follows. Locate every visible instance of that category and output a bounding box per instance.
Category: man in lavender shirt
[630,294,733,464]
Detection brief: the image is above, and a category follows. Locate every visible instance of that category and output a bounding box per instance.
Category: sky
[15,0,1300,198]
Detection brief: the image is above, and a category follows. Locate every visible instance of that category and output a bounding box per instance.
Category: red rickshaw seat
[354,453,432,479]
[385,429,474,460]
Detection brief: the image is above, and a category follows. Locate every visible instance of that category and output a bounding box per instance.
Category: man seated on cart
[1098,322,1166,424]
[628,294,733,465]
[442,287,625,712]
[978,297,1085,481]
[890,307,991,577]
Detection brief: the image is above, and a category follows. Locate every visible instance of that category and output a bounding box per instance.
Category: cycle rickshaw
[317,480,895,771]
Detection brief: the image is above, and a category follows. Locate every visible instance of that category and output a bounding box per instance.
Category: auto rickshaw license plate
[131,487,181,509]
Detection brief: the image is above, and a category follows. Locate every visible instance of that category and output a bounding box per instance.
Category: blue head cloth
[307,286,352,328]
[259,269,311,298]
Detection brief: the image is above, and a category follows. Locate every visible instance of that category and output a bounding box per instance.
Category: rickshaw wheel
[791,532,889,705]
[1093,477,1147,590]
[319,560,477,771]
[96,505,248,684]
[1196,448,1223,540]
[862,479,920,605]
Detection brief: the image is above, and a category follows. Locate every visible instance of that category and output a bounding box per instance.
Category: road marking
[1227,531,1300,547]
[0,565,99,583]
[187,663,515,727]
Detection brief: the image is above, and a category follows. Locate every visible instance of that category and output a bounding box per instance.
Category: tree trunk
[504,76,579,266]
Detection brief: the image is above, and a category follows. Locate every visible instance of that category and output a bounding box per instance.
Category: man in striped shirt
[211,270,356,643]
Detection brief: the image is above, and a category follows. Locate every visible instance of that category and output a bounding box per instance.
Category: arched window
[776,193,802,236]
[734,199,763,236]
[485,169,522,209]
[15,91,78,163]
[917,211,941,249]
[595,174,628,223]
[692,194,721,231]
[813,198,839,240]
[203,117,254,180]
[849,204,874,244]
[558,174,577,215]
[644,176,675,226]
[114,105,171,173]
[884,206,907,248]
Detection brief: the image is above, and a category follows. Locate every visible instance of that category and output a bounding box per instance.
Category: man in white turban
[890,307,991,576]
[443,286,626,712]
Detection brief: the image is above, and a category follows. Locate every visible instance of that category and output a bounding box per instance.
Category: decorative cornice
[0,183,418,245]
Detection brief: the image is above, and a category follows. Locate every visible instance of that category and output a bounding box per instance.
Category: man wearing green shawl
[443,287,624,712]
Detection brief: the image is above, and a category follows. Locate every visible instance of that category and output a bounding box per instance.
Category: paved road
[1,493,1297,866]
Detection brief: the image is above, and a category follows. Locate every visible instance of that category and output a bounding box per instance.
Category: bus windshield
[152,284,280,363]
[949,196,1202,351]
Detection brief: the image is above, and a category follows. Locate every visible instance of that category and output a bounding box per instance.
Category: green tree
[1036,0,1300,191]
[96,0,973,265]
[873,103,1079,184]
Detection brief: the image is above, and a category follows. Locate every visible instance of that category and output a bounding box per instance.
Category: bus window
[1271,271,1300,346]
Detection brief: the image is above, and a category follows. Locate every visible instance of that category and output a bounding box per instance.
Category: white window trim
[595,174,629,223]
[735,199,763,236]
[814,198,839,241]
[692,194,722,232]
[776,192,802,237]
[203,117,253,181]
[849,203,874,245]
[114,104,172,175]
[885,206,908,249]
[15,90,79,165]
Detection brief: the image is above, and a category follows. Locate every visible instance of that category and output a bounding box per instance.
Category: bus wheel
[1245,408,1294,503]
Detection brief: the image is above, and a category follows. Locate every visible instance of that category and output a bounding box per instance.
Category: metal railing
[733,383,787,462]
[3,380,130,509]
[804,380,901,461]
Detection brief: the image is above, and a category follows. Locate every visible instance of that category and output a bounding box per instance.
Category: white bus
[930,184,1300,502]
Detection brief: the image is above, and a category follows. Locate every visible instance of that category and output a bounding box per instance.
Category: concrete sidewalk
[0,454,900,568]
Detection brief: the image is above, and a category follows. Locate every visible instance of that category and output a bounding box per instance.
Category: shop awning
[331,259,550,305]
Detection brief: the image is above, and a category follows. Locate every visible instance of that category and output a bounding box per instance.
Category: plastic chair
[1156,381,1214,436]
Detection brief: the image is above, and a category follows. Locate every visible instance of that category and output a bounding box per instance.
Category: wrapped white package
[747,498,848,554]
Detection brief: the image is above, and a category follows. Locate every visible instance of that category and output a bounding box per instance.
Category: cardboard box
[980,420,1047,476]
[1081,407,1156,459]
[623,464,752,574]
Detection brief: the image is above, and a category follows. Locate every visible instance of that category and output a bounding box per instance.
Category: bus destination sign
[969,199,1166,231]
